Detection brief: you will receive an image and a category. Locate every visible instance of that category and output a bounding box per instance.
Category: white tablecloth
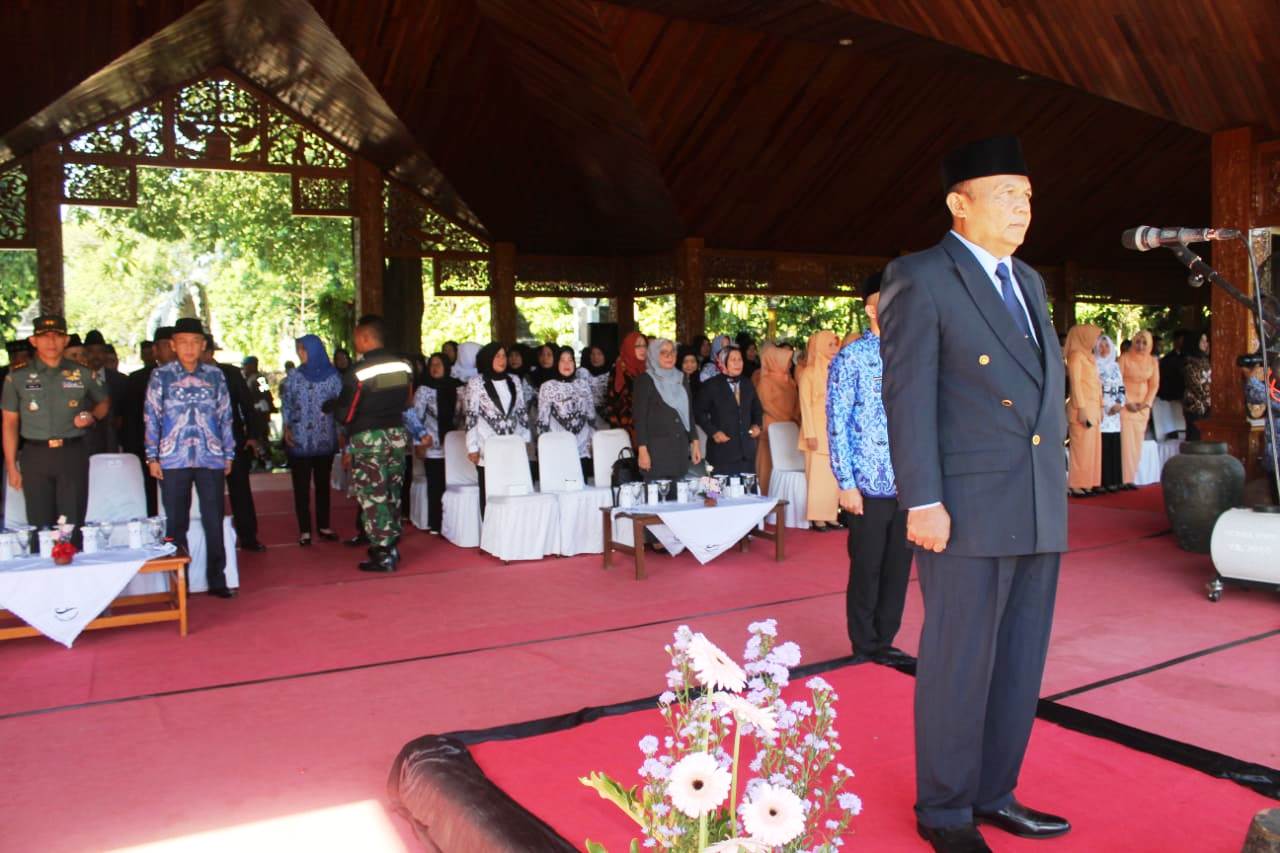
[611,496,779,565]
[1136,439,1163,486]
[0,544,177,647]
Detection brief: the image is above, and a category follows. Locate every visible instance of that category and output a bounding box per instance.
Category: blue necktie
[995,262,1037,348]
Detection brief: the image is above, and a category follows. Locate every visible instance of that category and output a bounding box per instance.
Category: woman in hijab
[691,334,712,367]
[441,341,459,369]
[332,347,352,374]
[736,332,761,379]
[798,330,840,529]
[677,344,702,397]
[1118,329,1159,489]
[1096,333,1127,492]
[538,346,596,481]
[409,353,462,533]
[607,330,649,440]
[464,343,530,517]
[753,342,800,494]
[699,334,732,382]
[580,344,613,428]
[634,337,702,483]
[452,342,480,382]
[695,345,762,476]
[281,334,342,546]
[1065,323,1104,497]
[528,342,558,389]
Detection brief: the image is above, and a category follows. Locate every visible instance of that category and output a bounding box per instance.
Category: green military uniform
[1,317,108,533]
[335,345,413,571]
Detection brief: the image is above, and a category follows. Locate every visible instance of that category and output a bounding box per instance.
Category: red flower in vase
[51,541,78,565]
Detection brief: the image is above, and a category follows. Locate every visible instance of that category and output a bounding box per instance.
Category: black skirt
[1102,431,1123,488]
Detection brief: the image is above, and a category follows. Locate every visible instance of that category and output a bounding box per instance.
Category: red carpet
[0,477,1274,852]
[470,664,1273,851]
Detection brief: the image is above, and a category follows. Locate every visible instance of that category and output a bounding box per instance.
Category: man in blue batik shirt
[827,271,913,663]
[145,318,237,598]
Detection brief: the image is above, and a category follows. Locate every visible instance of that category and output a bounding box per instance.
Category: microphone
[1121,226,1242,251]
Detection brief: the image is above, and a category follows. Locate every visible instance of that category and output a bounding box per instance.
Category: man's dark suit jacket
[694,374,763,471]
[879,232,1068,557]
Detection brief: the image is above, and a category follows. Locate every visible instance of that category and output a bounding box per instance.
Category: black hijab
[677,344,702,393]
[424,352,461,433]
[581,344,612,377]
[476,342,516,413]
[551,346,579,383]
[528,342,560,389]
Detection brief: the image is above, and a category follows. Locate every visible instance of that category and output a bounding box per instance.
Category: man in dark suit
[879,136,1069,853]
[202,335,266,552]
[123,327,174,515]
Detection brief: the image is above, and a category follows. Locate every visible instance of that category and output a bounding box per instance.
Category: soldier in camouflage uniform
[335,315,413,573]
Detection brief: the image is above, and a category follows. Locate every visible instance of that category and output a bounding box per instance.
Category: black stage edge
[388,651,1278,849]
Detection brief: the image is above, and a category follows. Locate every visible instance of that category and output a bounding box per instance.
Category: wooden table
[601,500,789,580]
[0,552,190,642]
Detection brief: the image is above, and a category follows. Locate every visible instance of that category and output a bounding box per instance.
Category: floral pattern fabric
[537,377,596,457]
[825,332,896,498]
[463,375,530,461]
[281,370,342,457]
[144,361,235,470]
[1098,361,1125,433]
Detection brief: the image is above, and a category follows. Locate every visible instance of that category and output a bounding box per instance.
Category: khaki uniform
[2,359,107,531]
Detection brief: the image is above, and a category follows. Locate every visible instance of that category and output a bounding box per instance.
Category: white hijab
[452,342,481,382]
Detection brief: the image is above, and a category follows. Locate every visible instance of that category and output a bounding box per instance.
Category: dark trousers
[162,467,228,593]
[1101,432,1123,488]
[401,455,413,517]
[425,457,445,531]
[19,441,90,538]
[131,450,159,516]
[914,550,1059,829]
[844,497,912,655]
[288,454,333,535]
[477,465,487,519]
[228,448,259,545]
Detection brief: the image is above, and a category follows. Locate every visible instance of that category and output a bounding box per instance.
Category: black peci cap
[172,317,205,337]
[860,270,884,300]
[941,136,1029,194]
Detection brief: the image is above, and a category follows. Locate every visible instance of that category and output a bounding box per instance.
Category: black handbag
[610,446,639,505]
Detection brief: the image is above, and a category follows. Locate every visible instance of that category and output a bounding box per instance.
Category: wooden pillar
[675,238,705,344]
[491,242,517,344]
[30,142,64,316]
[1199,127,1257,465]
[352,157,384,318]
[612,258,635,336]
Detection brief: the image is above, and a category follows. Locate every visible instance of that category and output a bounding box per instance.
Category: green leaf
[579,772,646,828]
[585,840,608,853]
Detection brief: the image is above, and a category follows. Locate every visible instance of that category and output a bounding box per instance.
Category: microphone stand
[1163,241,1280,515]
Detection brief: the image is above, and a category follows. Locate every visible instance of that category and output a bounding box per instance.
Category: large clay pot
[1161,441,1245,552]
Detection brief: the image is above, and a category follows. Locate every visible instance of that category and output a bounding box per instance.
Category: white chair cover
[1151,398,1186,440]
[441,431,480,547]
[329,451,348,493]
[4,472,26,528]
[409,454,430,530]
[539,432,611,556]
[479,435,559,561]
[85,453,146,524]
[1136,438,1163,486]
[591,429,631,488]
[767,421,809,528]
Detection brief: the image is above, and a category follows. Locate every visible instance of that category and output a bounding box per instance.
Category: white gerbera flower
[687,633,747,693]
[667,752,731,818]
[704,839,770,853]
[711,692,777,736]
[741,783,806,847]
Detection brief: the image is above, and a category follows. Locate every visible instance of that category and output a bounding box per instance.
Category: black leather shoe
[849,652,876,665]
[239,541,268,552]
[358,547,398,573]
[874,646,915,666]
[916,822,990,852]
[207,587,237,599]
[345,533,370,548]
[976,801,1070,838]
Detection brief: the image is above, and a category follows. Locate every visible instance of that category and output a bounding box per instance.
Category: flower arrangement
[695,472,723,507]
[581,621,861,852]
[51,516,77,565]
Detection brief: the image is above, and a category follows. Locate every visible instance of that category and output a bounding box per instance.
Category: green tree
[0,250,38,341]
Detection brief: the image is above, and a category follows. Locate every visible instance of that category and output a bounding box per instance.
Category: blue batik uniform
[826,332,896,497]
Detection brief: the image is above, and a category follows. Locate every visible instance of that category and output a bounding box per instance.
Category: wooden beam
[675,238,706,343]
[613,258,635,336]
[1199,127,1257,470]
[352,156,384,318]
[491,242,517,343]
[30,142,63,316]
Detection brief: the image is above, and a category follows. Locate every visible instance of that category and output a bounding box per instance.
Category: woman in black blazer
[694,345,763,476]
[634,338,703,481]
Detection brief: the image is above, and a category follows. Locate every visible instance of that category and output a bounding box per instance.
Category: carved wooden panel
[1256,140,1280,226]
[434,256,493,296]
[0,159,31,248]
[384,180,487,257]
[514,255,613,297]
[628,252,677,295]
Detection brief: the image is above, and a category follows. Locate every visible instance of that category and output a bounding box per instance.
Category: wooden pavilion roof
[2,0,1275,270]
